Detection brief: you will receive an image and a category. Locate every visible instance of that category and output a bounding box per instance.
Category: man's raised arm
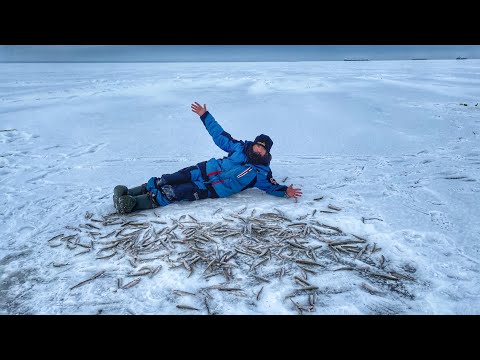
[191,102,242,154]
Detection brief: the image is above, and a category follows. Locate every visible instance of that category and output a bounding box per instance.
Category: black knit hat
[254,134,273,153]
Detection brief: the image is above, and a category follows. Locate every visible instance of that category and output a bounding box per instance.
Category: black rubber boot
[132,194,158,212]
[117,195,137,214]
[127,184,147,197]
[113,185,128,210]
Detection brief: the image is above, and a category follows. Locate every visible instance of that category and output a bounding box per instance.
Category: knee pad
[160,184,176,201]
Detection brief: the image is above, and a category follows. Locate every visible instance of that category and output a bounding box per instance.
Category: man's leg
[155,166,197,187]
[118,179,208,213]
[114,182,153,212]
[113,184,147,210]
[159,182,209,202]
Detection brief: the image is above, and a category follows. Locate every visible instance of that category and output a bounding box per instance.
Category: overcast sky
[0,45,479,62]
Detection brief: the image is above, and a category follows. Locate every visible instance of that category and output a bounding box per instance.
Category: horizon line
[1,58,478,63]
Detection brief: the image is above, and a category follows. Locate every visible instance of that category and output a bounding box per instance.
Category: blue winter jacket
[197,111,288,198]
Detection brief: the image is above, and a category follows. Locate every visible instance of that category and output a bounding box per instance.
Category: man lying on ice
[113,102,303,214]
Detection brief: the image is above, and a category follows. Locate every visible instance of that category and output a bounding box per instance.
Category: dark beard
[245,143,272,165]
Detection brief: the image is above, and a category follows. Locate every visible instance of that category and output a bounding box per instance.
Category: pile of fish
[48,206,417,314]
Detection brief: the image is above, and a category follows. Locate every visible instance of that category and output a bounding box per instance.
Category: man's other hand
[286,184,302,199]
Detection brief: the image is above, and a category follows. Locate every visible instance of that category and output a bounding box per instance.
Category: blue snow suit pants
[145,165,215,206]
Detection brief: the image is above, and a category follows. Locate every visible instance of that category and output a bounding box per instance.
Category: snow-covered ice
[1,60,479,314]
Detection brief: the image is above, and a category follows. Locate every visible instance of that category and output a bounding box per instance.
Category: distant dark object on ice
[343,58,369,61]
[456,56,468,60]
[411,58,428,60]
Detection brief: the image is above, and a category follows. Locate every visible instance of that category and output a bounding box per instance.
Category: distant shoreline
[0,59,477,64]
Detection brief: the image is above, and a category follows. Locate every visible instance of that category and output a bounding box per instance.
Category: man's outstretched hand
[191,102,207,117]
[286,184,303,201]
